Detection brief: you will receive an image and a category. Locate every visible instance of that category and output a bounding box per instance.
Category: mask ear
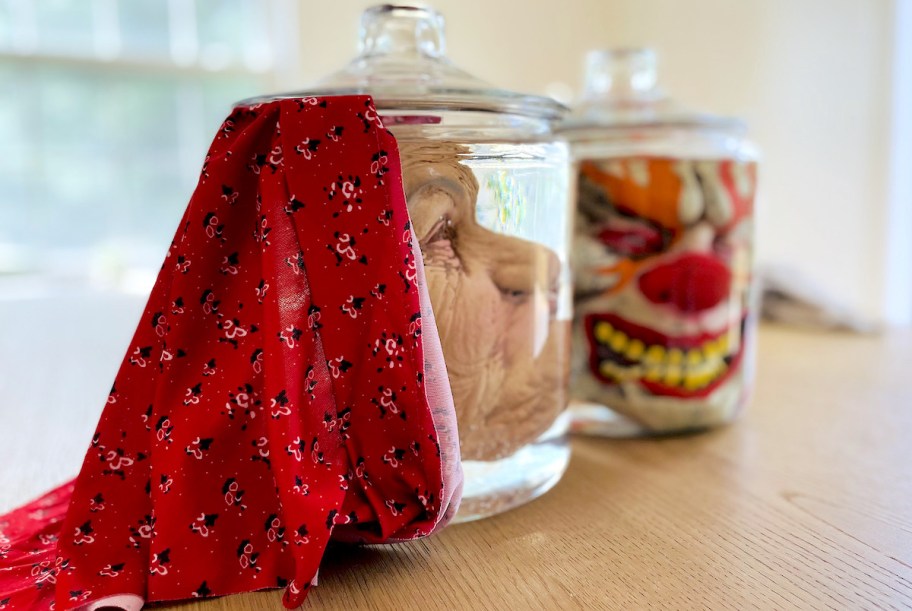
[398,141,479,235]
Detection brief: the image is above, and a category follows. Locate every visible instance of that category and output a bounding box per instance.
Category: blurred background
[0,0,298,293]
[0,0,910,437]
[1,0,909,323]
[0,0,908,501]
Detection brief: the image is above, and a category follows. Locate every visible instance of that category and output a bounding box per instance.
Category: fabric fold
[0,96,461,610]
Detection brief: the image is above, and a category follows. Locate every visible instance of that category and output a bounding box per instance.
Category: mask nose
[637,253,731,313]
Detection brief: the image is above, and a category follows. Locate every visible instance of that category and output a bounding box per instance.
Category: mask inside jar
[400,140,570,461]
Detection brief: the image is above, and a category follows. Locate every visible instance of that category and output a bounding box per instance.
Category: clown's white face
[571,157,757,432]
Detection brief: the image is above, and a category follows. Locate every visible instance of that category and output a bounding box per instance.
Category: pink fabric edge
[408,227,463,535]
[80,593,144,611]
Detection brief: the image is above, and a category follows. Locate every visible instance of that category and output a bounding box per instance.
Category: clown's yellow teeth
[593,321,733,390]
[598,358,729,391]
[626,339,645,360]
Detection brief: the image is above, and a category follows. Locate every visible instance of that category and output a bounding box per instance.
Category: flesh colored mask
[571,156,757,431]
[400,140,570,460]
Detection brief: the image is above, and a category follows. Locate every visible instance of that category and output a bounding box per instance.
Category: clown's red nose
[637,253,731,313]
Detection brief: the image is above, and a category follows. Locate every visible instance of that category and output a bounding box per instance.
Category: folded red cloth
[0,96,462,610]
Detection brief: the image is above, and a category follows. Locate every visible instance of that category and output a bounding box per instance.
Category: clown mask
[571,156,757,433]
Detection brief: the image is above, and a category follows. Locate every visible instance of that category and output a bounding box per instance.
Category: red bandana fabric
[0,96,462,610]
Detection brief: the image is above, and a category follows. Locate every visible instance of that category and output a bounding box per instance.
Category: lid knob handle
[359,4,446,60]
[581,48,659,102]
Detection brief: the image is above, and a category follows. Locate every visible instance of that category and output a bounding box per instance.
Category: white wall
[291,0,906,325]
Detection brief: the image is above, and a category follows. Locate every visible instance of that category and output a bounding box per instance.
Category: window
[0,0,298,290]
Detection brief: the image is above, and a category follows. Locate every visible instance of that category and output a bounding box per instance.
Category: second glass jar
[561,48,760,436]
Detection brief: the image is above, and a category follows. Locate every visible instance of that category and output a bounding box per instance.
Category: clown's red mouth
[584,313,745,398]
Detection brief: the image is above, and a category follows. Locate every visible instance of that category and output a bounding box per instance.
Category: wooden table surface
[3,324,912,609]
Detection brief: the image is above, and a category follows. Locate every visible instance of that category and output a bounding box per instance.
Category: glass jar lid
[242,4,565,121]
[559,48,744,134]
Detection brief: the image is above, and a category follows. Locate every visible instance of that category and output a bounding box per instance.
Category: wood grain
[2,324,911,609]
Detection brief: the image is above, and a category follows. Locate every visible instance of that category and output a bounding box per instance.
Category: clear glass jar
[559,48,759,436]
[242,5,573,520]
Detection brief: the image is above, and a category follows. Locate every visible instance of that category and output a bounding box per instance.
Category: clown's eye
[595,216,666,258]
